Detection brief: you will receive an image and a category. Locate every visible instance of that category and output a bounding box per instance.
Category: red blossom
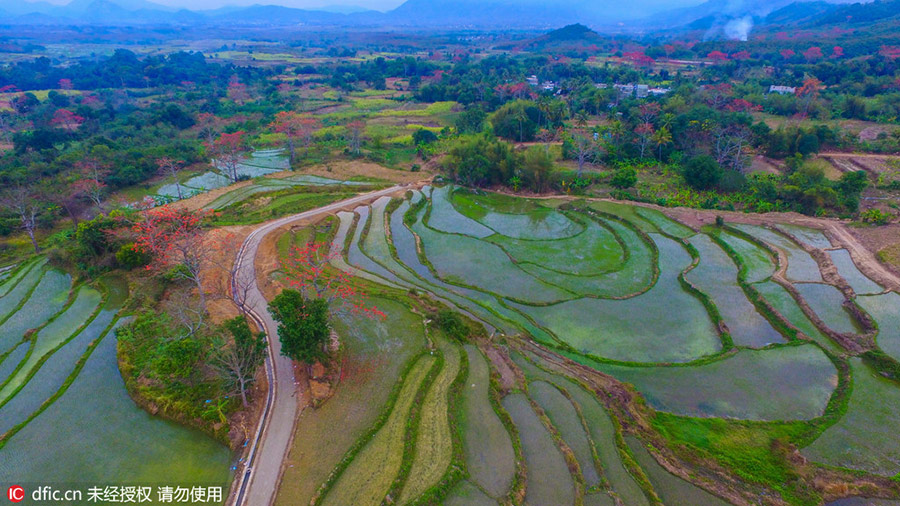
[281,242,384,320]
[51,109,84,129]
[803,46,823,62]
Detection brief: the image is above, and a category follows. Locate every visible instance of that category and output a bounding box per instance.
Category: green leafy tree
[491,100,540,142]
[442,134,518,187]
[268,290,330,365]
[683,155,724,190]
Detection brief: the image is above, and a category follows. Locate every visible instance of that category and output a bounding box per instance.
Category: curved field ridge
[444,480,496,506]
[0,309,115,435]
[460,345,515,499]
[0,270,71,353]
[276,298,426,506]
[320,354,435,506]
[0,260,46,324]
[686,235,784,348]
[794,283,862,335]
[575,344,837,421]
[414,212,573,304]
[715,230,776,283]
[529,380,601,488]
[828,249,883,295]
[399,336,461,503]
[516,216,655,298]
[625,436,730,506]
[803,358,900,475]
[634,207,695,238]
[511,352,650,505]
[426,186,494,238]
[488,216,624,277]
[502,392,576,506]
[451,190,584,240]
[0,286,102,402]
[753,281,843,354]
[857,293,900,362]
[513,234,720,363]
[732,224,822,282]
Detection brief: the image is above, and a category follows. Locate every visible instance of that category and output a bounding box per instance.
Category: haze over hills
[0,0,889,34]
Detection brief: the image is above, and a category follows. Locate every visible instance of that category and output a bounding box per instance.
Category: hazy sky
[29,0,710,12]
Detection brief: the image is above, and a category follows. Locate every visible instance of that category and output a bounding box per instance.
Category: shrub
[433,310,469,341]
[683,155,724,190]
[610,167,638,189]
[116,243,151,269]
[860,208,893,225]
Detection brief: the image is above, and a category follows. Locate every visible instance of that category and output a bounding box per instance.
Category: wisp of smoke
[724,15,753,41]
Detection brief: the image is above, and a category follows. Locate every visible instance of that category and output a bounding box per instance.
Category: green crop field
[399,335,461,503]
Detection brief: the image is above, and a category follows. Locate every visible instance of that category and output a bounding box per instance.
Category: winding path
[229,185,408,506]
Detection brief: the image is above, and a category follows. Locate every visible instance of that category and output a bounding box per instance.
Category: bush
[718,169,747,192]
[412,129,438,145]
[683,155,724,190]
[861,208,893,225]
[610,167,638,189]
[116,243,151,269]
[433,310,469,341]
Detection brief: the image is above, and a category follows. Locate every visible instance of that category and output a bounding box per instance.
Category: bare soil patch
[295,160,430,184]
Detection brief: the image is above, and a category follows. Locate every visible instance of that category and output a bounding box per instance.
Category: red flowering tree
[270,111,320,163]
[51,109,84,130]
[707,51,729,62]
[131,206,215,308]
[208,131,248,182]
[780,49,796,59]
[731,51,751,60]
[803,46,823,62]
[832,46,845,58]
[281,242,385,320]
[58,78,74,90]
[725,98,761,112]
[797,77,823,119]
[227,75,250,104]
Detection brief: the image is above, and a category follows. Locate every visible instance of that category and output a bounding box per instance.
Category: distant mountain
[384,0,588,28]
[0,0,57,16]
[515,23,605,50]
[317,4,373,14]
[813,0,900,25]
[1,0,890,31]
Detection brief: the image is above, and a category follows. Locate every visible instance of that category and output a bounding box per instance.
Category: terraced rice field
[0,263,230,495]
[276,298,427,505]
[283,185,900,505]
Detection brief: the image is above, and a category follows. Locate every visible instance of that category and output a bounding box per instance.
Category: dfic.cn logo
[7,486,24,503]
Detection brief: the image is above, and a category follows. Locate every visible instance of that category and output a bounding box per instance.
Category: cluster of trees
[0,50,269,91]
[442,134,559,193]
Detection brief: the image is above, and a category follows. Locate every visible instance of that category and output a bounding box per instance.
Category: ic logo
[7,486,24,503]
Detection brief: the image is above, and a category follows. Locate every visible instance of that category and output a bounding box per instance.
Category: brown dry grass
[295,160,430,183]
[201,225,253,324]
